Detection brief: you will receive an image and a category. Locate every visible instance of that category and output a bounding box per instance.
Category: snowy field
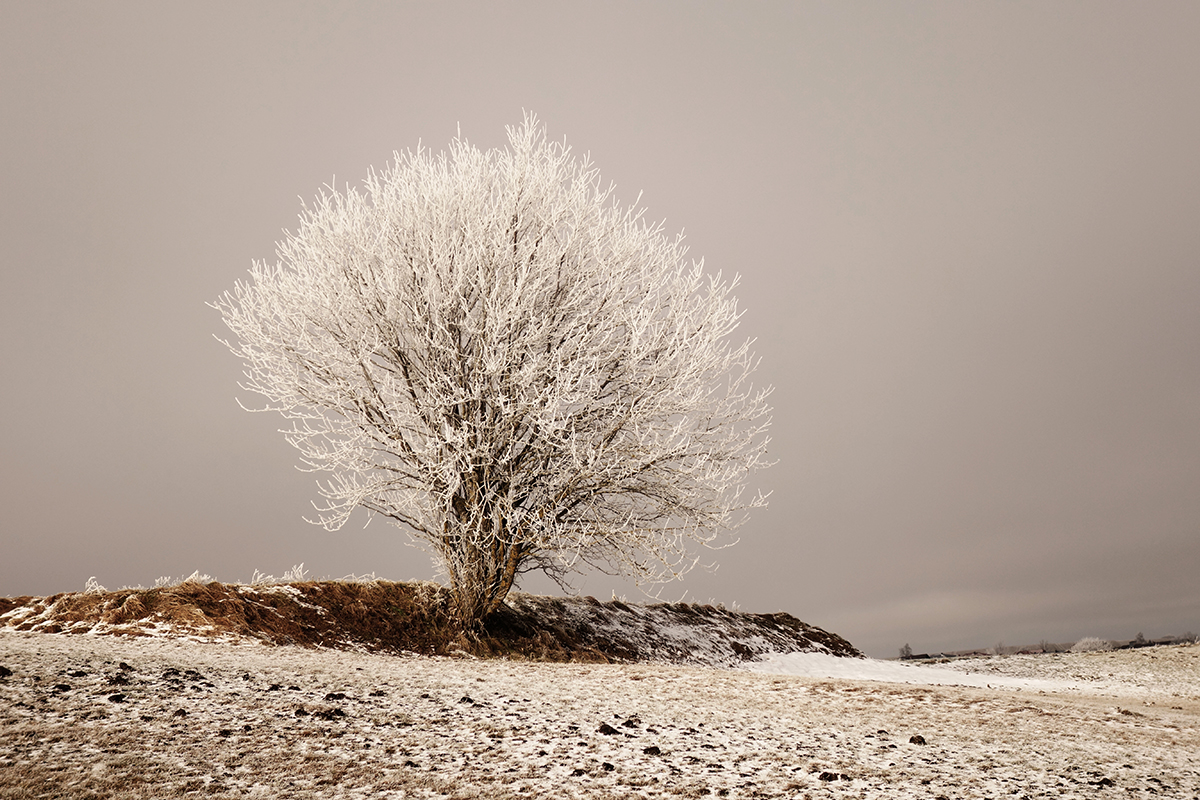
[2,631,1198,798]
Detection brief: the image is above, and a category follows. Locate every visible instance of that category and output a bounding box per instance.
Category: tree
[214,115,772,628]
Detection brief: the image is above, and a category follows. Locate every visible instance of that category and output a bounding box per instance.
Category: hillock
[0,580,860,666]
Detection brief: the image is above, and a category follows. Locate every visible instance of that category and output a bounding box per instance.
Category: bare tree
[214,115,772,628]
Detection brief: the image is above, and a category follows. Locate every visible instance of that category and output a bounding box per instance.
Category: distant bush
[1070,637,1113,653]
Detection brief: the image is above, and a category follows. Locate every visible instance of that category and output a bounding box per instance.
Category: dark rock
[295,707,309,717]
[268,684,283,691]
[909,735,927,745]
[0,666,12,679]
[597,723,620,735]
[66,669,87,678]
[172,709,188,718]
[819,772,839,781]
[242,672,252,681]
[218,729,232,737]
[313,708,347,721]
[369,689,387,696]
[107,694,126,703]
[1093,777,1115,787]
[643,745,662,755]
[457,696,474,704]
[140,715,154,721]
[622,717,640,728]
[571,768,586,776]
[403,760,419,768]
[602,762,615,771]
[324,692,347,701]
[118,662,134,672]
[107,673,130,686]
[52,683,71,693]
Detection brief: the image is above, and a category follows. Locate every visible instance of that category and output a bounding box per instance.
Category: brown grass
[0,580,860,664]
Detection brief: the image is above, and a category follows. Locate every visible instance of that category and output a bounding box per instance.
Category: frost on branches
[214,116,772,627]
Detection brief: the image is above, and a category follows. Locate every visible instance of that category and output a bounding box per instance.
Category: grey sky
[2,2,1197,658]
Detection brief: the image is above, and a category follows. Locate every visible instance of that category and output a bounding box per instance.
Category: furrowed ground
[1,584,1197,798]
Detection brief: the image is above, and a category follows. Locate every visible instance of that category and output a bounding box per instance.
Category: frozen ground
[2,631,1197,798]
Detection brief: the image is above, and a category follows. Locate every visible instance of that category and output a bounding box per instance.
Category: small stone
[325,692,347,701]
[118,662,134,672]
[602,762,615,772]
[909,735,927,745]
[52,683,71,693]
[458,695,474,704]
[172,709,188,718]
[107,694,126,703]
[597,723,620,735]
[643,745,662,755]
[819,771,839,781]
[571,768,586,777]
[0,666,13,679]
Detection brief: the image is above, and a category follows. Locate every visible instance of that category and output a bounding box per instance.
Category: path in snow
[748,651,1078,691]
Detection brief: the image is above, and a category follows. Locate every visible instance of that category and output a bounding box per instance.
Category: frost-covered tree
[214,115,772,628]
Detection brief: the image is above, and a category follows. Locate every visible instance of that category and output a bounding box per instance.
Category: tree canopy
[215,116,772,626]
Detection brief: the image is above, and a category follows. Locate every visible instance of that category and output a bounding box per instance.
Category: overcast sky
[3,2,1198,658]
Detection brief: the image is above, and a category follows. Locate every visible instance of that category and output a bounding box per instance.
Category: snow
[748,651,1077,691]
[2,631,1198,798]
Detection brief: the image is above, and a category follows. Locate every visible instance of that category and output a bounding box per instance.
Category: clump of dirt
[0,581,860,665]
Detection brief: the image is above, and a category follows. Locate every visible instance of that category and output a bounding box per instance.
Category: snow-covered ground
[749,651,1077,691]
[2,631,1197,798]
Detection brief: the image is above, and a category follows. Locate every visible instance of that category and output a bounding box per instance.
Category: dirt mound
[0,581,859,665]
